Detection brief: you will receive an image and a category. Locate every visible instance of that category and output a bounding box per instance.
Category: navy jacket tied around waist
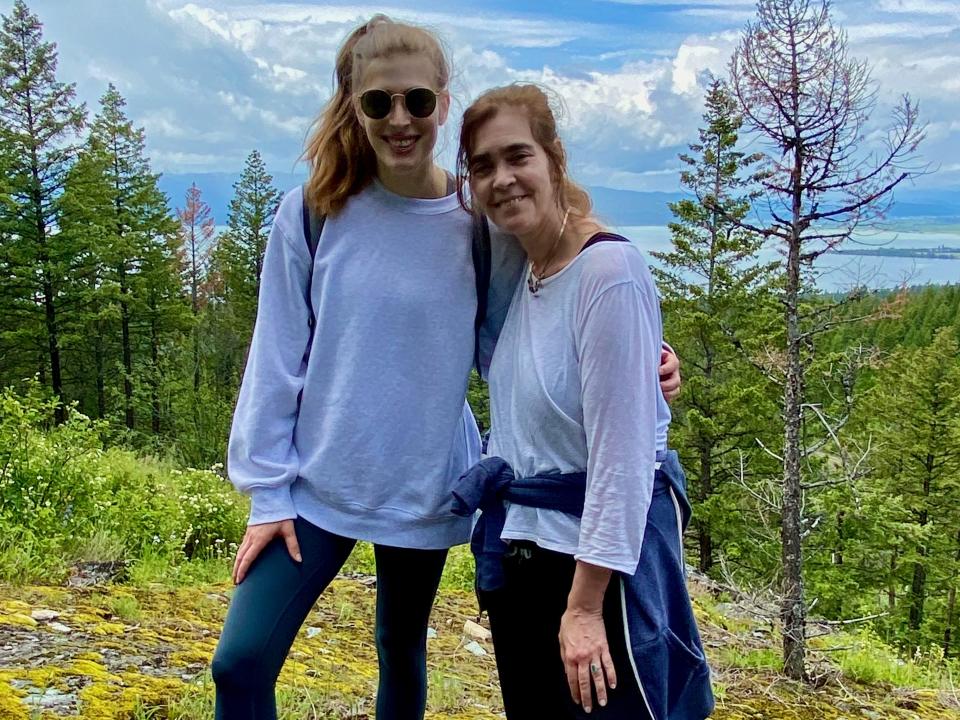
[451,450,714,720]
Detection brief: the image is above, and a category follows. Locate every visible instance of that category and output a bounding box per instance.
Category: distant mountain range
[157,172,960,228]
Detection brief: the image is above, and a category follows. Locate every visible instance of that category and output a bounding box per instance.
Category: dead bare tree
[729,0,925,680]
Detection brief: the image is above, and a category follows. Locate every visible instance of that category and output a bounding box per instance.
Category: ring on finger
[590,662,602,676]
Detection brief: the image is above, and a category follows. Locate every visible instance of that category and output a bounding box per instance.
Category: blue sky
[21,0,960,194]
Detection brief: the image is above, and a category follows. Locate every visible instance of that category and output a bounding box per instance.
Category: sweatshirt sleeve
[574,267,662,574]
[227,192,313,525]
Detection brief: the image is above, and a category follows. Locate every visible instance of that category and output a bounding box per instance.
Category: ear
[353,93,364,125]
[437,89,451,127]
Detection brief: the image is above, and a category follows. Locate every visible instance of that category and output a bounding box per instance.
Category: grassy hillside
[1,552,958,720]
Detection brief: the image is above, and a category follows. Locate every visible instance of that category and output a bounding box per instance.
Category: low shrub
[0,382,247,584]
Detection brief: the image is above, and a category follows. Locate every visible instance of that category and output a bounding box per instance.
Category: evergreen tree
[731,0,924,678]
[863,329,960,653]
[59,129,116,421]
[218,149,281,327]
[0,0,85,422]
[207,150,281,389]
[60,84,183,436]
[652,78,777,574]
[91,85,180,431]
[176,183,216,394]
[139,220,191,438]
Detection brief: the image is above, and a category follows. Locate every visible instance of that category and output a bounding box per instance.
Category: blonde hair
[456,84,592,220]
[302,15,451,216]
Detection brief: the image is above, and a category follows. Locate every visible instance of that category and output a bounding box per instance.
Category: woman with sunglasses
[211,16,682,720]
[453,84,713,720]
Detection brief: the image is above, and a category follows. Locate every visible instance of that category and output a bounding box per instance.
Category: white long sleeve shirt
[487,238,671,574]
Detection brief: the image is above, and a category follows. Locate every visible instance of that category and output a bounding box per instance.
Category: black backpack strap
[471,213,491,374]
[447,172,491,375]
[301,184,326,354]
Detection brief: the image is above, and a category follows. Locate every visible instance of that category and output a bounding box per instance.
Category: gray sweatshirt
[228,182,497,549]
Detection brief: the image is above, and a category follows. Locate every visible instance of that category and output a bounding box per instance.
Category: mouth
[493,194,530,209]
[384,135,418,152]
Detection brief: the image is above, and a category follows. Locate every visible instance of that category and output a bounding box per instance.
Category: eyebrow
[470,142,536,164]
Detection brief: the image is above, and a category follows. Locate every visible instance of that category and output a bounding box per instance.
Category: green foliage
[652,77,781,576]
[0,382,247,584]
[827,629,956,689]
[0,0,87,421]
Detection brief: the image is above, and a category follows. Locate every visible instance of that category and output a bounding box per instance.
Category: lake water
[618,226,960,292]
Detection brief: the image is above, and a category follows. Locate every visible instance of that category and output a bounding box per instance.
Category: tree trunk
[94,328,106,419]
[945,586,957,659]
[908,459,933,647]
[943,530,960,658]
[149,298,161,436]
[697,445,714,572]
[781,172,807,680]
[27,86,65,424]
[42,269,64,425]
[909,550,927,646]
[118,263,134,429]
[889,550,898,610]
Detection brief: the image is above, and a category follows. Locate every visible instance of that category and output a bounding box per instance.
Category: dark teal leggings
[211,516,448,720]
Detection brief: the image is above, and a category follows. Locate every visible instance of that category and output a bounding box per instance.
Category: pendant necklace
[527,207,570,295]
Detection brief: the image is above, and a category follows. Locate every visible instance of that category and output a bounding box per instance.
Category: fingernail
[295,553,302,562]
[600,698,607,707]
[584,706,592,714]
[610,683,617,689]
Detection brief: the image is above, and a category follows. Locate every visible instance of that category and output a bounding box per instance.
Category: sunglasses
[358,87,440,120]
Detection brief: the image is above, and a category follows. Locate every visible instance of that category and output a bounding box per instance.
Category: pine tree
[59,130,116,420]
[92,85,179,430]
[864,329,960,653]
[218,150,281,326]
[60,84,182,435]
[207,150,281,388]
[139,222,191,437]
[177,183,216,393]
[652,78,777,574]
[731,0,924,678]
[0,0,85,422]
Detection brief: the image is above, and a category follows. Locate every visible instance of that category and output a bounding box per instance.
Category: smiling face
[355,52,449,188]
[467,106,561,241]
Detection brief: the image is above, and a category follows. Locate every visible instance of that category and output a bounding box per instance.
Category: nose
[387,95,411,126]
[492,162,514,191]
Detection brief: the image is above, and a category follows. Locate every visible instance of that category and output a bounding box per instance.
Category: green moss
[0,612,37,628]
[0,671,29,720]
[2,575,960,720]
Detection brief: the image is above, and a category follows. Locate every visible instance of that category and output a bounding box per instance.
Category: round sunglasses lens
[405,88,437,118]
[360,90,391,119]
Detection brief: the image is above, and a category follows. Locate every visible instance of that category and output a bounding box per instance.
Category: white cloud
[217,91,310,136]
[846,21,956,41]
[876,0,960,18]
[33,0,960,188]
[151,149,236,167]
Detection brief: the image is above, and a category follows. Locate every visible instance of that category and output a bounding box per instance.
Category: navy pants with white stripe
[479,541,652,720]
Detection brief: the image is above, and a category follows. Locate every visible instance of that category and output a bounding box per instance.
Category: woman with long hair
[211,18,682,720]
[454,84,713,720]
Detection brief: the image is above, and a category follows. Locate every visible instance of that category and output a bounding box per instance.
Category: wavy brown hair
[456,83,592,220]
[302,16,450,216]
